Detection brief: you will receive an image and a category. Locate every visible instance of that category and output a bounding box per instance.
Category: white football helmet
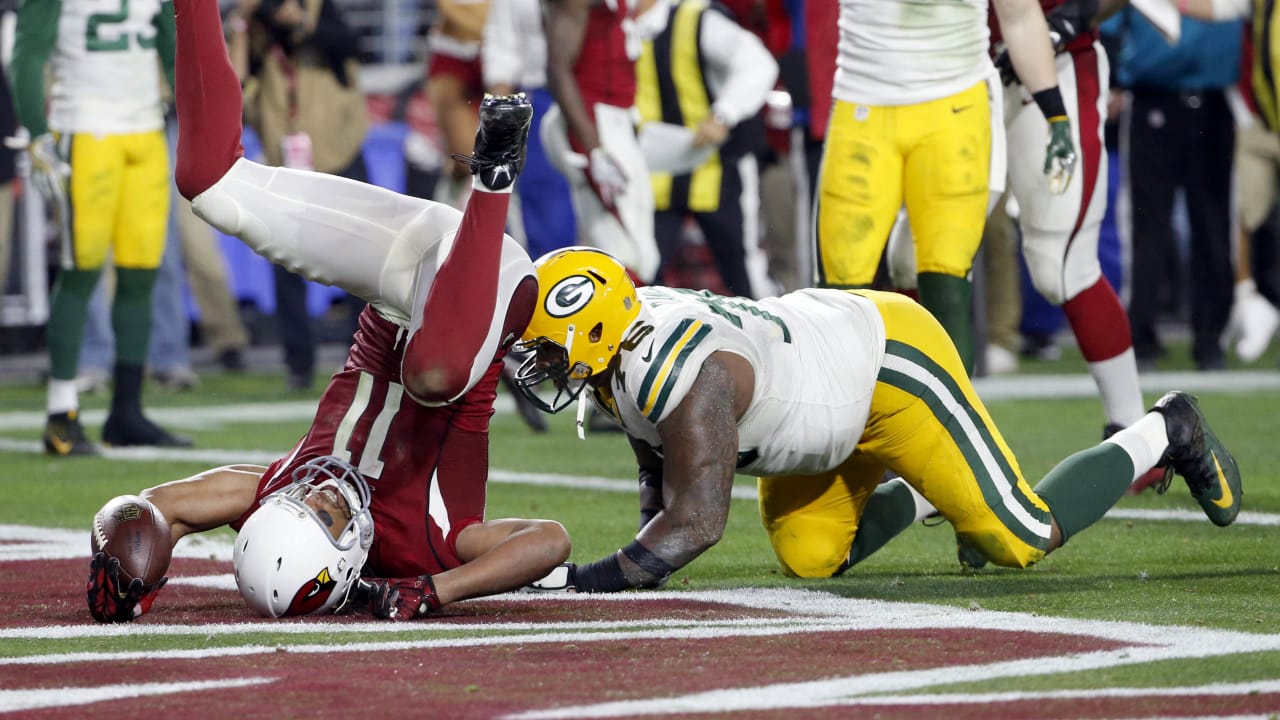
[233,456,374,617]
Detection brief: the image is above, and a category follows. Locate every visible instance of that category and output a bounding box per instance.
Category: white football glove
[27,133,71,214]
[588,147,629,209]
[520,562,578,593]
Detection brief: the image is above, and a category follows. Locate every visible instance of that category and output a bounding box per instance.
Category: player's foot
[1150,391,1241,527]
[1103,423,1172,495]
[956,535,988,571]
[102,411,194,448]
[44,410,100,456]
[453,93,532,192]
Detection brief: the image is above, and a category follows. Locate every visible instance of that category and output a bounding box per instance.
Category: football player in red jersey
[85,0,570,624]
[990,0,1153,444]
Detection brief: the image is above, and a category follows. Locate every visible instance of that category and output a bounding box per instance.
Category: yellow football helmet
[514,247,641,413]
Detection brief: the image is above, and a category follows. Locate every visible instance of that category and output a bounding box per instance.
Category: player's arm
[88,465,264,623]
[630,436,665,531]
[572,353,744,592]
[140,465,267,546]
[154,0,177,94]
[545,0,601,152]
[9,0,60,137]
[692,8,778,148]
[992,0,1061,95]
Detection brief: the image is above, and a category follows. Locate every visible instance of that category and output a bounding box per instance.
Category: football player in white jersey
[814,0,1077,375]
[514,248,1241,592]
[11,0,189,454]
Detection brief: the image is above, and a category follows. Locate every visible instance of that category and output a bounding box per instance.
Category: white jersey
[597,287,886,476]
[48,0,168,134]
[833,0,991,106]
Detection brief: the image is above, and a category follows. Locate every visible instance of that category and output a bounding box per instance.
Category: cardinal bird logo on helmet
[288,567,337,616]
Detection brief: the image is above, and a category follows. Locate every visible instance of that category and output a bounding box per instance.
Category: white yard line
[2,588,1280,717]
[0,678,273,713]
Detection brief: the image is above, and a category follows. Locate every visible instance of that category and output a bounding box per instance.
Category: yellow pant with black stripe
[62,130,170,270]
[814,82,991,285]
[758,291,1053,577]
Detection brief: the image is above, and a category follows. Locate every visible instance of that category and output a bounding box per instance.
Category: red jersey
[573,0,637,113]
[988,0,1097,56]
[233,306,501,578]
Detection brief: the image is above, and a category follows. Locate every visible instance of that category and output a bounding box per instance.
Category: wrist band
[1032,87,1068,122]
[621,540,677,579]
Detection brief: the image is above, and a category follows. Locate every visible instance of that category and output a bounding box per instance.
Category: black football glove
[86,552,167,623]
[366,575,441,621]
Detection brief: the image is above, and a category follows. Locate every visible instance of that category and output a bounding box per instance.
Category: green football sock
[46,269,102,380]
[918,272,974,375]
[840,479,918,573]
[112,268,157,365]
[1034,443,1135,544]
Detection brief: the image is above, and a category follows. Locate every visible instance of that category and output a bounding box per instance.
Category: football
[91,495,171,588]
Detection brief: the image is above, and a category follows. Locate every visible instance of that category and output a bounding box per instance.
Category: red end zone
[6,556,1280,718]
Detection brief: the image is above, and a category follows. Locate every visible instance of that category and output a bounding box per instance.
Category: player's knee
[767,517,851,579]
[537,520,572,564]
[1022,246,1069,306]
[402,363,470,405]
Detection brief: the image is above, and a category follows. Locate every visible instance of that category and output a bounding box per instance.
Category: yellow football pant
[814,82,991,285]
[65,130,169,270]
[758,291,1053,577]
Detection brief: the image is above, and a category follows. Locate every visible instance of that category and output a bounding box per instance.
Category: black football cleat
[44,410,100,456]
[1150,391,1241,526]
[451,93,532,191]
[102,411,194,448]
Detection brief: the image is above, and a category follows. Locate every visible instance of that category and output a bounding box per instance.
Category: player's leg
[1010,46,1145,431]
[758,461,882,579]
[400,93,537,405]
[439,517,572,605]
[814,99,905,289]
[103,130,191,447]
[902,81,993,375]
[43,133,122,456]
[171,0,245,200]
[859,290,1057,568]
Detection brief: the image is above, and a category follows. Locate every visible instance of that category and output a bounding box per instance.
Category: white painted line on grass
[0,677,274,713]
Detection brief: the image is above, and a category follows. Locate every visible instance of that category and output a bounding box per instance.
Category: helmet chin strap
[576,391,588,440]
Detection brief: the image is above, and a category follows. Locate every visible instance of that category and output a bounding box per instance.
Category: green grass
[3,358,1280,675]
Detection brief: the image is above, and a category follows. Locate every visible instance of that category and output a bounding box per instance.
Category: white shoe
[985,344,1020,375]
[1229,280,1280,363]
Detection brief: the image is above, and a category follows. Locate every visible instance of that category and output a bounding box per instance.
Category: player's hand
[86,551,167,623]
[691,115,729,148]
[27,133,70,212]
[588,147,629,209]
[521,562,578,592]
[1044,117,1077,195]
[991,44,1018,87]
[366,575,440,621]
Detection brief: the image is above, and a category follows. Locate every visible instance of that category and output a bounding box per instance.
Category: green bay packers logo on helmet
[546,275,595,318]
[514,247,643,414]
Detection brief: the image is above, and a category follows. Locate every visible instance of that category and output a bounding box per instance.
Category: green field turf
[2,346,1279,693]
